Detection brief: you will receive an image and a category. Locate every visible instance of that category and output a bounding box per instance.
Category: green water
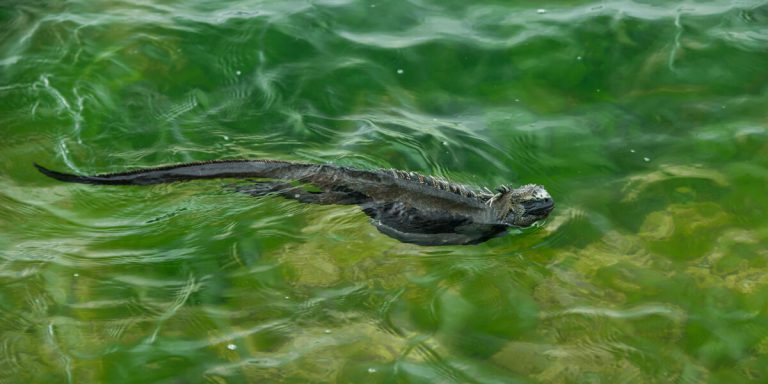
[2,1,768,383]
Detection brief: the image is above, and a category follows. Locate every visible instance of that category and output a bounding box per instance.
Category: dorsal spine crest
[386,168,491,200]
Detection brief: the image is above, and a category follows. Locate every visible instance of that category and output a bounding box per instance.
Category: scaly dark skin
[34,160,554,245]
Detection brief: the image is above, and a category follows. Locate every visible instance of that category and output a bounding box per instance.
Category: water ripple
[3,0,768,382]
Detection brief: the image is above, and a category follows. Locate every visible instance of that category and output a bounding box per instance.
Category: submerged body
[35,160,554,245]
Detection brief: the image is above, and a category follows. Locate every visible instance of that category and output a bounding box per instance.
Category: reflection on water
[2,0,768,382]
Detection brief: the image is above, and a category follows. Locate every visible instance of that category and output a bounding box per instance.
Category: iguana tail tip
[34,163,85,183]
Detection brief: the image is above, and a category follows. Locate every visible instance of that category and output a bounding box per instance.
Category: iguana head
[494,184,554,227]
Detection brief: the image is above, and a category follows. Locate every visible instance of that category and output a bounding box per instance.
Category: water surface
[2,1,768,383]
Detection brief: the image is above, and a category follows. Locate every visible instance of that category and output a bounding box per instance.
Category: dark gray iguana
[35,160,554,245]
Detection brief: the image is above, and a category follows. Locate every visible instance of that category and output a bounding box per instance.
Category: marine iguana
[34,160,554,245]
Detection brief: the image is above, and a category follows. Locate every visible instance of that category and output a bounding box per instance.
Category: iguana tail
[34,160,324,185]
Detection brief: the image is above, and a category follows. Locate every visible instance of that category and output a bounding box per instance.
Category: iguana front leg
[233,182,369,205]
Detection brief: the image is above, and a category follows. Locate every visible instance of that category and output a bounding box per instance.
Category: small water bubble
[235,70,242,76]
[537,9,547,14]
[368,368,377,373]
[596,89,601,93]
[73,273,79,277]
[721,105,726,109]
[324,329,331,334]
[396,69,404,74]
[222,135,229,141]
[442,141,448,146]
[577,56,582,61]
[643,157,651,162]
[514,98,520,102]
[630,149,636,153]
[284,296,290,299]
[227,344,237,350]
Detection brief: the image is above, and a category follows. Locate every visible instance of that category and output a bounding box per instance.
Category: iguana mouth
[523,199,554,216]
